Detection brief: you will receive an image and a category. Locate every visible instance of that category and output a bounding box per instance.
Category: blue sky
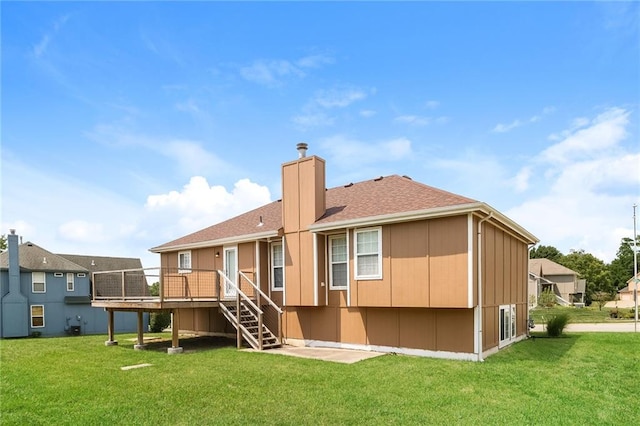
[2,2,638,269]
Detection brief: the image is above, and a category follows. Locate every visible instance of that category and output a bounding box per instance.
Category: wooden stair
[220,301,280,350]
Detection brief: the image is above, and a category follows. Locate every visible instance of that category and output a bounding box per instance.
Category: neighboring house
[94,144,538,361]
[618,272,640,302]
[528,258,585,306]
[0,231,147,338]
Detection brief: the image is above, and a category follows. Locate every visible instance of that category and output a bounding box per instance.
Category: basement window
[354,227,382,280]
[31,305,45,328]
[32,272,46,293]
[499,304,517,348]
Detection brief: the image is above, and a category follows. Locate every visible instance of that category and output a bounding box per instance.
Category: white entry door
[224,246,238,298]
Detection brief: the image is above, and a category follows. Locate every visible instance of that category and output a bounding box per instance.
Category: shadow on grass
[500,333,582,362]
[122,335,238,353]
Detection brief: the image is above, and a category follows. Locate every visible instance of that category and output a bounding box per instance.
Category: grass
[529,305,634,324]
[1,333,639,425]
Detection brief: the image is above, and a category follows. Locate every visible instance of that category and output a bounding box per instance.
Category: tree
[147,282,171,332]
[559,249,612,305]
[0,234,6,252]
[591,291,610,311]
[609,236,640,291]
[530,245,564,263]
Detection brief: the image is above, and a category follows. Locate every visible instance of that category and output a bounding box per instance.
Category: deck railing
[239,271,283,344]
[92,267,218,301]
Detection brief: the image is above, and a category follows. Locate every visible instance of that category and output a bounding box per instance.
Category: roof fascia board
[309,203,484,232]
[150,230,280,253]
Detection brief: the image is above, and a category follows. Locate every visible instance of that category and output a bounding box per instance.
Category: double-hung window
[354,227,382,280]
[271,242,284,290]
[329,235,348,289]
[178,251,191,273]
[499,304,517,347]
[32,272,46,293]
[66,273,75,292]
[31,305,45,328]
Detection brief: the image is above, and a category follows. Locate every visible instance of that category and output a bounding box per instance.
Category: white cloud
[319,135,412,169]
[58,220,106,243]
[32,14,69,58]
[492,119,523,133]
[145,177,271,238]
[506,107,638,262]
[395,115,431,126]
[314,88,367,108]
[540,107,629,164]
[360,110,376,118]
[425,100,440,109]
[492,106,555,133]
[240,54,334,87]
[292,112,334,128]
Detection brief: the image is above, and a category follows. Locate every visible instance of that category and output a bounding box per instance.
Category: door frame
[223,245,238,299]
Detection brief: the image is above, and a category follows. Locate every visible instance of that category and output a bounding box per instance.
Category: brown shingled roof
[151,175,479,252]
[529,258,578,277]
[151,200,283,251]
[318,174,476,224]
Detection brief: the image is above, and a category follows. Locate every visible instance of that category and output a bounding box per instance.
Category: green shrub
[546,313,569,337]
[538,289,556,308]
[149,311,171,332]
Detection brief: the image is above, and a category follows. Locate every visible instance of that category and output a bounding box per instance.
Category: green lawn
[529,305,634,324]
[1,333,639,425]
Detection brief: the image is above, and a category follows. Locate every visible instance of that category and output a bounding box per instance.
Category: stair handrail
[217,270,263,315]
[238,271,283,314]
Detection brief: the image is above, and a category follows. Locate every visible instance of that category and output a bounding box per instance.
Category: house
[528,258,585,306]
[0,230,147,338]
[93,144,538,361]
[617,272,639,304]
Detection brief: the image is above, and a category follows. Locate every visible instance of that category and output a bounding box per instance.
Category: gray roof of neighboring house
[58,254,143,274]
[0,242,87,272]
[0,242,144,276]
[529,258,579,277]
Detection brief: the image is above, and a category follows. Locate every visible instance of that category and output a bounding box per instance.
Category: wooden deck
[91,298,223,311]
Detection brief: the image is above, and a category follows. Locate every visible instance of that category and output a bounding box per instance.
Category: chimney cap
[296,142,308,158]
[9,229,15,235]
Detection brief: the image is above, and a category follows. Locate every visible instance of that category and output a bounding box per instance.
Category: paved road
[532,322,640,333]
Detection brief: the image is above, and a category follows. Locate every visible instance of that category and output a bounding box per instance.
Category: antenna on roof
[296,142,308,158]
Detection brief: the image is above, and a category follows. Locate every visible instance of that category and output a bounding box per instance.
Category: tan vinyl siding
[389,221,430,306]
[428,216,468,307]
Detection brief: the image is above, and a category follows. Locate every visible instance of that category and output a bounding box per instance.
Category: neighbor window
[329,234,348,289]
[499,304,517,347]
[178,251,192,273]
[354,227,382,280]
[271,242,284,290]
[66,273,75,292]
[31,305,45,328]
[32,272,46,293]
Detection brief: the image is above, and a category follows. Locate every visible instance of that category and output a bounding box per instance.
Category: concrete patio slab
[245,345,385,364]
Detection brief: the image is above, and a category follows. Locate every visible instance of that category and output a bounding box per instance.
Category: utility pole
[633,204,638,332]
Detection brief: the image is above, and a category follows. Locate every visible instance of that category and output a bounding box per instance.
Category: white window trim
[178,250,192,273]
[31,305,45,328]
[354,226,383,280]
[32,272,46,293]
[271,242,284,291]
[66,273,75,292]
[329,234,349,290]
[499,304,517,348]
[54,272,63,277]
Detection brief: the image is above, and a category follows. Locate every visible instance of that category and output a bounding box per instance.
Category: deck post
[236,293,241,349]
[121,271,126,299]
[104,309,118,346]
[134,311,146,350]
[168,310,183,354]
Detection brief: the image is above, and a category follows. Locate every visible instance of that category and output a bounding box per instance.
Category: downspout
[477,212,492,362]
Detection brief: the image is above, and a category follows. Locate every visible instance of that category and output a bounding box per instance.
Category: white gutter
[149,229,280,253]
[477,212,493,362]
